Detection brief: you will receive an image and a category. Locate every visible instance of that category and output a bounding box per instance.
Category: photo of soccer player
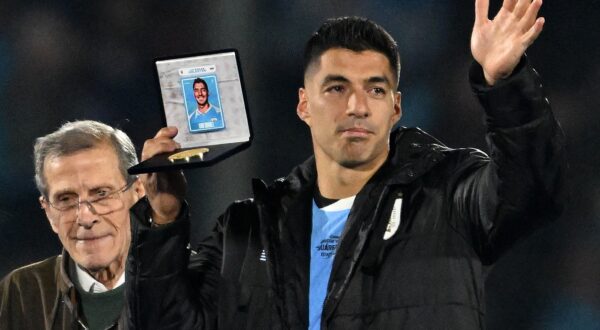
[182,75,225,133]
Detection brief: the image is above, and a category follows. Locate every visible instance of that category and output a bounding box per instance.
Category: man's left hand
[471,0,545,85]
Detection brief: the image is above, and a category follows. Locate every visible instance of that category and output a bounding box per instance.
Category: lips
[339,126,373,138]
[73,233,110,241]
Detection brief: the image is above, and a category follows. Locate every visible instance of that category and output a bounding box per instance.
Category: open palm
[471,0,545,85]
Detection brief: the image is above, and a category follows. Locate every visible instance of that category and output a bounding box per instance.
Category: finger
[522,17,545,47]
[513,0,531,18]
[147,139,180,156]
[141,137,181,161]
[142,127,180,161]
[520,0,542,32]
[153,126,179,139]
[503,0,518,12]
[143,136,180,152]
[475,0,489,25]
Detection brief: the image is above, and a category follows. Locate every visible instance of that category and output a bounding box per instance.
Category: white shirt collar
[75,264,125,293]
[320,195,356,212]
[196,104,213,115]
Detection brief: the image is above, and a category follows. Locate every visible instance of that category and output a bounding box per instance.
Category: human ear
[132,178,145,202]
[392,91,402,124]
[296,88,311,125]
[40,196,59,234]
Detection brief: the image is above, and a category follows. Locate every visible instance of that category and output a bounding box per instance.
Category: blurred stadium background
[0,1,598,328]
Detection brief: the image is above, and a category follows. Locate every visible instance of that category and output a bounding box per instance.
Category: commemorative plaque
[128,49,251,174]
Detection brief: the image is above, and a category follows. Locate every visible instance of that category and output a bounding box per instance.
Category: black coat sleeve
[452,56,567,264]
[126,198,222,329]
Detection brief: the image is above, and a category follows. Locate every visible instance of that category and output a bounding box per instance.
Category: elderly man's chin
[73,253,119,273]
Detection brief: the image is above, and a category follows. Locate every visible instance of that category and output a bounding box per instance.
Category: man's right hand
[140,126,187,225]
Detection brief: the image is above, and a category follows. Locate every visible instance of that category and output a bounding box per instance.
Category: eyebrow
[321,74,392,87]
[366,76,392,87]
[51,189,76,198]
[51,184,115,197]
[321,74,350,86]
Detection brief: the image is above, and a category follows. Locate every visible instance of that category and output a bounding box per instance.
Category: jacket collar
[273,126,448,195]
[47,250,78,328]
[57,250,76,295]
[375,127,447,185]
[55,250,126,329]
[250,127,448,327]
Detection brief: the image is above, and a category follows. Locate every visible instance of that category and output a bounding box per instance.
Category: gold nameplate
[168,148,210,163]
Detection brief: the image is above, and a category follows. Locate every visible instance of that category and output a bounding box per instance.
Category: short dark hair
[303,16,400,85]
[193,78,208,92]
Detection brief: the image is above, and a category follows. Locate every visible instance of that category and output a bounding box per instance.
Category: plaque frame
[129,49,252,174]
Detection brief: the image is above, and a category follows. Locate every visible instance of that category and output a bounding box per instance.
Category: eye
[52,194,77,208]
[325,85,345,94]
[369,87,387,97]
[57,194,77,203]
[94,188,111,198]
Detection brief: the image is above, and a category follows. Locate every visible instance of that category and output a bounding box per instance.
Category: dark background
[1,1,598,328]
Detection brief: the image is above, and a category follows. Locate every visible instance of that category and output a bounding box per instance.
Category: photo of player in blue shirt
[183,76,225,133]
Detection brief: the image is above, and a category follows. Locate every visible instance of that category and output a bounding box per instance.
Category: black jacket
[127,59,566,329]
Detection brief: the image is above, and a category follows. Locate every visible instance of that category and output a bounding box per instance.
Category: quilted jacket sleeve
[452,56,567,264]
[126,198,223,330]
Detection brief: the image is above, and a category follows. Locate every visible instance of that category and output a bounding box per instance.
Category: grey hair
[34,120,138,197]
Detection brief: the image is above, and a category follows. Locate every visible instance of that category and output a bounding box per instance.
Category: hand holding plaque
[129,49,252,174]
[139,126,187,224]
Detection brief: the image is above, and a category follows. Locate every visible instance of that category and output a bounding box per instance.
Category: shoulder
[216,198,259,236]
[219,176,298,225]
[0,256,64,327]
[226,198,257,215]
[218,158,314,230]
[389,127,490,180]
[393,127,443,145]
[395,126,488,157]
[1,255,61,300]
[1,255,61,286]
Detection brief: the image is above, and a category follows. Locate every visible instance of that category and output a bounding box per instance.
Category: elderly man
[0,121,184,329]
[127,0,566,328]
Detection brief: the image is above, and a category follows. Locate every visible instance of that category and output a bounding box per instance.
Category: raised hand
[471,0,545,85]
[140,126,187,225]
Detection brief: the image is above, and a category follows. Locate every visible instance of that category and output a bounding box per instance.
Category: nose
[346,91,369,118]
[76,201,99,228]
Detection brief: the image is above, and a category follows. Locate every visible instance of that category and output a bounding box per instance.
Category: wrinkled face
[40,143,144,272]
[193,81,208,107]
[297,49,401,169]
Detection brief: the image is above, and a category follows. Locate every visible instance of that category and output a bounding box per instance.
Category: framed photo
[181,75,225,133]
[129,49,252,174]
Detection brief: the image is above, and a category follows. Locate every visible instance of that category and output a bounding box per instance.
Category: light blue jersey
[309,196,354,330]
[188,104,224,132]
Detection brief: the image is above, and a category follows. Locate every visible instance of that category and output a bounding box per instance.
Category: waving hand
[471,0,545,85]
